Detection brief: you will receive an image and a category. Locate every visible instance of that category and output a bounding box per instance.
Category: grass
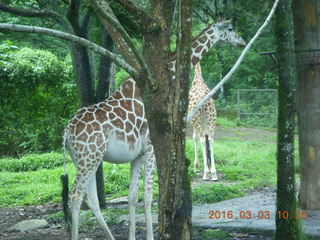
[0,122,297,207]
[202,229,232,239]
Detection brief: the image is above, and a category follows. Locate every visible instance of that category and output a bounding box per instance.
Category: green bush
[0,42,78,156]
[0,152,65,172]
[193,184,243,204]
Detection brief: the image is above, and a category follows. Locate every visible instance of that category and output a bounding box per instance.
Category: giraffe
[62,78,155,240]
[189,62,218,181]
[61,19,245,240]
[183,21,246,181]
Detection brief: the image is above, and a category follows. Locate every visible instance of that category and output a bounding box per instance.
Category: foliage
[0,42,78,156]
[0,152,65,172]
[193,184,243,204]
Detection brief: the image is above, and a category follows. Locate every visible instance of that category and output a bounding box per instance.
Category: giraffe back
[63,78,149,165]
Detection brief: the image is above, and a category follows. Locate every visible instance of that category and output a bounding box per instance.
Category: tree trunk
[95,29,114,208]
[274,1,303,239]
[142,1,193,239]
[292,0,320,210]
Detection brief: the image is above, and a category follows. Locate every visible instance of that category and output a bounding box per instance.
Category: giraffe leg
[200,137,210,180]
[209,138,218,181]
[143,144,156,240]
[70,189,83,240]
[193,131,200,172]
[69,165,99,240]
[128,155,144,240]
[84,175,114,240]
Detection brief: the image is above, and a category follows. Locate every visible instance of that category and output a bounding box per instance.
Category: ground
[1,126,319,240]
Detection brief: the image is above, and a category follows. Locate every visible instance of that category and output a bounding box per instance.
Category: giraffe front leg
[128,156,144,240]
[143,144,156,240]
[193,131,200,172]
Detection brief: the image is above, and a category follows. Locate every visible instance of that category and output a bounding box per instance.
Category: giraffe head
[211,20,246,47]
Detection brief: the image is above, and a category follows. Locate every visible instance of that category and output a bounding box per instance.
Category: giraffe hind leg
[128,155,144,240]
[193,131,200,172]
[84,175,114,240]
[69,162,101,240]
[143,144,156,240]
[209,138,218,181]
[201,137,211,180]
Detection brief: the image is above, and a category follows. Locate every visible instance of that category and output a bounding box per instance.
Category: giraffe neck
[169,24,220,77]
[192,63,206,86]
[190,25,220,67]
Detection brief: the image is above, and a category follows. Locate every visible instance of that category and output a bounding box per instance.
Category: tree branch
[112,0,152,25]
[186,0,280,122]
[88,0,153,89]
[0,23,138,79]
[0,3,70,30]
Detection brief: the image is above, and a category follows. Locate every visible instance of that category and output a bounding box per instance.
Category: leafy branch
[0,23,139,78]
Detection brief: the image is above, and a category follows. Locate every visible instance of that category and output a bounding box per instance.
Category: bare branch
[88,0,153,88]
[186,0,280,122]
[0,3,70,30]
[112,0,152,25]
[0,23,139,78]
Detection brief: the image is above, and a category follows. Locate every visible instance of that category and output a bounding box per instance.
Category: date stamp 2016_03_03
[208,210,308,220]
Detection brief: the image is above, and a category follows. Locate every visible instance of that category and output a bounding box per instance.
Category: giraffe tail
[61,132,71,231]
[205,134,211,170]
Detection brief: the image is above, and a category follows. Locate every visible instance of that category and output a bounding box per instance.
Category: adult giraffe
[189,62,218,180]
[61,20,245,240]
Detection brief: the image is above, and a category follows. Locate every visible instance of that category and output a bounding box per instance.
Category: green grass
[202,229,231,239]
[186,137,278,195]
[193,184,244,204]
[0,127,298,207]
[0,152,158,207]
[216,117,238,127]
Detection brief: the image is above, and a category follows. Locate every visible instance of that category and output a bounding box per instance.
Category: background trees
[292,0,320,210]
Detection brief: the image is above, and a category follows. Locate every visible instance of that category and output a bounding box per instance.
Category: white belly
[103,133,143,164]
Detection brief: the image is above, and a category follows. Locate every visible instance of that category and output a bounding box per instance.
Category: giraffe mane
[169,20,228,61]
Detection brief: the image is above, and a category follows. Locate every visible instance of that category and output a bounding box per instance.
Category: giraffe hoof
[211,172,218,181]
[211,177,218,181]
[203,173,211,181]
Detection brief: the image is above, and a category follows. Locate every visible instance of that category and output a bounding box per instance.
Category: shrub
[0,152,65,172]
[193,184,243,204]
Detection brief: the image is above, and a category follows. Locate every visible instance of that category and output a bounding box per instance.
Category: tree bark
[274,1,303,239]
[292,0,320,210]
[95,28,114,208]
[142,1,193,239]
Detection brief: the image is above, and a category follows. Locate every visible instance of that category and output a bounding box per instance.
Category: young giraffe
[61,19,245,240]
[62,78,155,240]
[189,62,218,181]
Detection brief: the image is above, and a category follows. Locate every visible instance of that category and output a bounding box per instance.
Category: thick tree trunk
[292,0,320,210]
[274,1,303,239]
[142,1,193,239]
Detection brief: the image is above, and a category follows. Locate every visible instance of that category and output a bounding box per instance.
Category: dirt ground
[0,201,274,240]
